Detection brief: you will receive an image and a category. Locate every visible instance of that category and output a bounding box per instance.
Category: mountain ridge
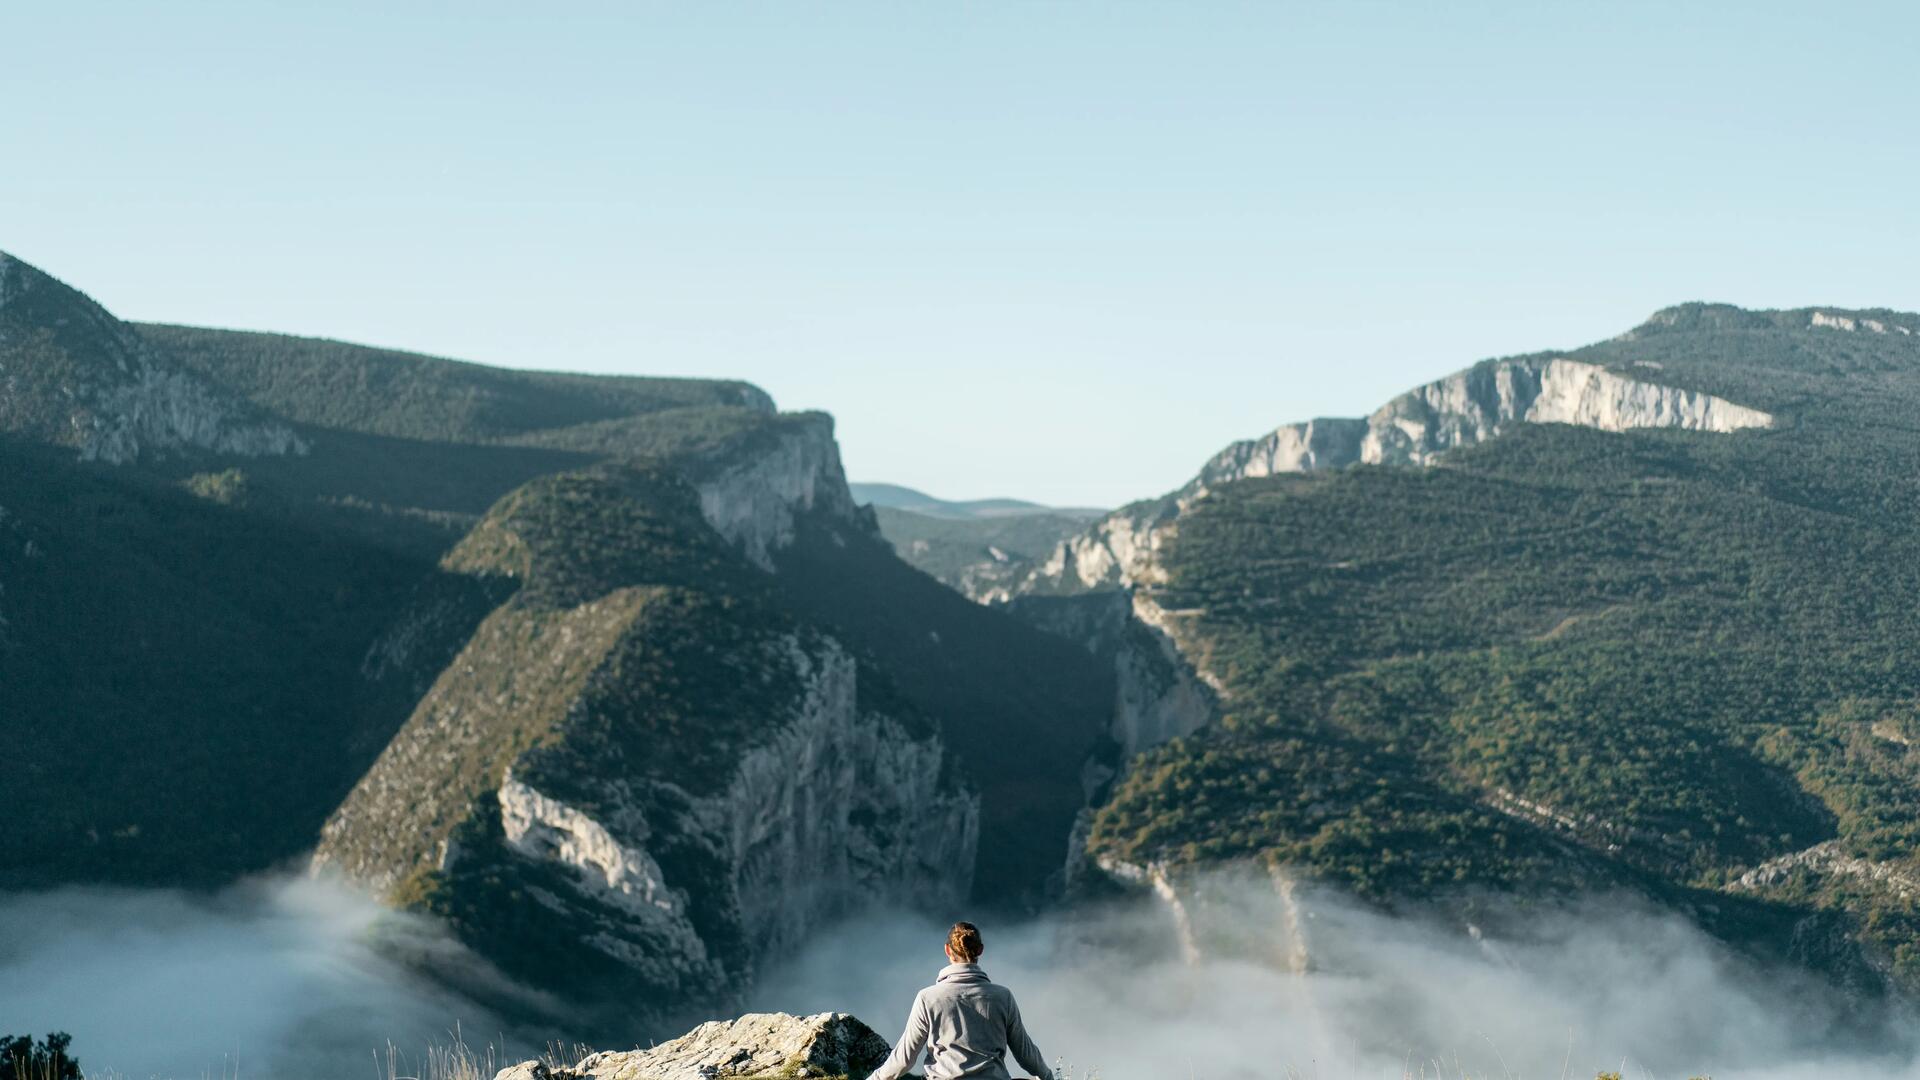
[849,481,1104,521]
[13,243,1920,1019]
[0,250,1109,1036]
[987,298,1920,997]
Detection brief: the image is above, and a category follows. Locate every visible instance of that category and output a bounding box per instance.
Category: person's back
[866,923,1054,1080]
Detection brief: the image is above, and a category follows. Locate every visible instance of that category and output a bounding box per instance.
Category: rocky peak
[495,1012,890,1080]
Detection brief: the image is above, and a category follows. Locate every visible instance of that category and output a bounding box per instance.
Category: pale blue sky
[4,2,1915,505]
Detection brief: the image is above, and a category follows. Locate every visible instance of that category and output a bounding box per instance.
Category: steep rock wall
[694,415,866,572]
[315,578,975,1026]
[1202,357,1772,485]
[1005,591,1218,775]
[486,636,976,1003]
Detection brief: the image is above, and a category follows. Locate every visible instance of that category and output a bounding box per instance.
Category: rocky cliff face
[692,415,867,571]
[0,252,305,463]
[483,636,976,995]
[1028,355,1775,594]
[1199,356,1772,485]
[312,466,975,1029]
[1007,591,1217,772]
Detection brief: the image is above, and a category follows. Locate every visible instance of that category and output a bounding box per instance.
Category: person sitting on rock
[866,921,1054,1080]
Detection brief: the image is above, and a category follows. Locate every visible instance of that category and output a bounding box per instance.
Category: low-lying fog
[4,870,1918,1079]
[0,879,534,1080]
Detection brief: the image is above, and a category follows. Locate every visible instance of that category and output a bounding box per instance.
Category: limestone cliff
[1198,356,1771,485]
[0,252,304,463]
[1028,354,1775,594]
[689,414,868,571]
[1007,591,1216,772]
[312,466,975,1030]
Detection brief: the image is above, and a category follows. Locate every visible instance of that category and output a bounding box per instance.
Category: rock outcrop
[1028,355,1774,593]
[1196,356,1771,487]
[495,1012,890,1080]
[0,251,305,463]
[1731,840,1920,902]
[692,414,867,572]
[1808,310,1917,335]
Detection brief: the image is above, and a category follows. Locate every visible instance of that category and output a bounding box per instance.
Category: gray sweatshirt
[866,963,1054,1080]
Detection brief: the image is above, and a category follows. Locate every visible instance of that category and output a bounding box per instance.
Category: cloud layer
[750,874,1920,1080]
[5,868,1919,1079]
[0,877,522,1080]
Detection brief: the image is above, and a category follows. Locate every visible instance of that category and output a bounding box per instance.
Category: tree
[0,1033,81,1080]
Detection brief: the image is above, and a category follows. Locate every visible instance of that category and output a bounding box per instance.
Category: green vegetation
[2,254,1107,925]
[0,437,489,886]
[141,323,767,444]
[870,505,1094,598]
[0,1034,79,1080]
[0,254,880,897]
[1089,305,1920,987]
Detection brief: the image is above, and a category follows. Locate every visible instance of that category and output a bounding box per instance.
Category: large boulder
[495,1012,890,1080]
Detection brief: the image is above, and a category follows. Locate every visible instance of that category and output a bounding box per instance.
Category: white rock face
[695,420,863,571]
[1028,356,1774,592]
[1201,357,1773,486]
[495,635,977,996]
[500,773,712,974]
[0,251,306,463]
[494,1012,891,1080]
[76,357,309,463]
[1810,311,1914,335]
[1036,510,1173,593]
[1732,840,1920,901]
[1111,593,1217,759]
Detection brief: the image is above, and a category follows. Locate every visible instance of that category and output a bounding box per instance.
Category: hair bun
[947,921,983,962]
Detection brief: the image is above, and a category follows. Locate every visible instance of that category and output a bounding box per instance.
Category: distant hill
[850,481,1103,521]
[851,483,1104,600]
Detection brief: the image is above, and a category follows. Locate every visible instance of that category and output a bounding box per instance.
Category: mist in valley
[751,870,1916,1080]
[7,869,1919,1079]
[0,878,535,1080]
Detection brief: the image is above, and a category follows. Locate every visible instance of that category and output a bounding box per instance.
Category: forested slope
[1081,304,1920,988]
[0,251,1108,1031]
